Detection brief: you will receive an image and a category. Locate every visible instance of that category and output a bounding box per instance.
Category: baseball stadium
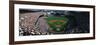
[19,9,90,36]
